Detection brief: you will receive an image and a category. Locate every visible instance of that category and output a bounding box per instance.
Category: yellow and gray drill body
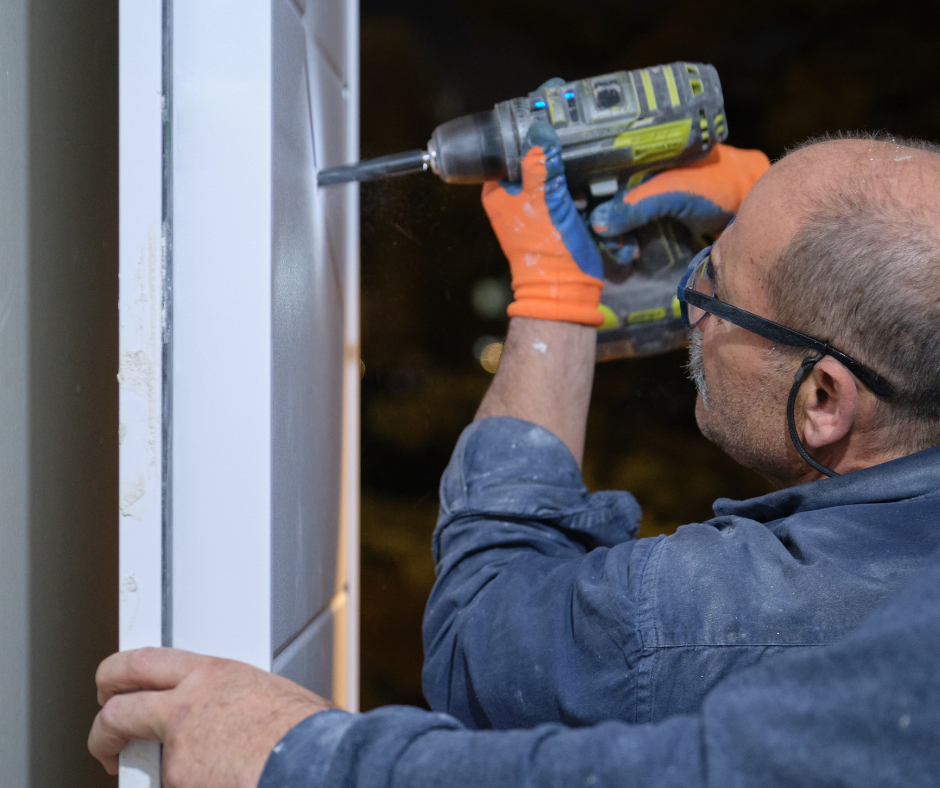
[318,62,727,361]
[429,62,726,199]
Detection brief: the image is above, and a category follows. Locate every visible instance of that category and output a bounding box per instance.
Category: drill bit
[317,149,432,187]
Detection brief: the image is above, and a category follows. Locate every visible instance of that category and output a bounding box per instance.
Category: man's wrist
[507,275,604,327]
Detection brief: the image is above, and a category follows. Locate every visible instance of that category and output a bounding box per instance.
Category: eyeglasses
[677,246,896,399]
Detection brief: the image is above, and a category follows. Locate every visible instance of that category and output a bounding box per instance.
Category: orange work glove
[482,122,604,326]
[590,143,771,264]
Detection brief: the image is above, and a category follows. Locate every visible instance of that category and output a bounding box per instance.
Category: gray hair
[766,132,940,452]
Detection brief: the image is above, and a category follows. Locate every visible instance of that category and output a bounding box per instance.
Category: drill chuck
[427,109,517,183]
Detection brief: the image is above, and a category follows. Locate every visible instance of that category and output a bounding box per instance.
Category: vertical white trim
[169,0,273,668]
[342,0,361,713]
[118,0,165,783]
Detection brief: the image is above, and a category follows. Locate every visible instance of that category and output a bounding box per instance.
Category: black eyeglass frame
[677,247,896,399]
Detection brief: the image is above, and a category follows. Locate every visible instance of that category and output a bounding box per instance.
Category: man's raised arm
[471,120,606,462]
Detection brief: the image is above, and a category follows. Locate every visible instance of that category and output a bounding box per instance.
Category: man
[89,132,940,784]
[419,125,940,729]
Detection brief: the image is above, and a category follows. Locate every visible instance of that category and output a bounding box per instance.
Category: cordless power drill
[318,62,727,360]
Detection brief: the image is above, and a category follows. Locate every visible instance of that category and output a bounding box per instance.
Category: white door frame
[118,1,359,783]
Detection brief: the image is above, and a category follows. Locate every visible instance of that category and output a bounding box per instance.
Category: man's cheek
[706,326,753,394]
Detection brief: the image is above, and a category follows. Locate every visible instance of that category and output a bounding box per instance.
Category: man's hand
[590,143,770,264]
[482,121,605,326]
[478,121,602,461]
[88,647,334,788]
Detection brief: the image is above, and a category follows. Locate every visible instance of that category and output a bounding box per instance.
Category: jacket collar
[713,443,940,523]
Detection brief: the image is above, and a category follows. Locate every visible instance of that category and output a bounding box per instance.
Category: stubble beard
[687,330,803,488]
[686,330,710,407]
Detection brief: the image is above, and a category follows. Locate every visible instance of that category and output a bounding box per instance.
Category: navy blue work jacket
[261,526,940,787]
[419,417,940,728]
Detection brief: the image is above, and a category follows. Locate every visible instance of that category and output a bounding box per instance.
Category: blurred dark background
[357,0,940,710]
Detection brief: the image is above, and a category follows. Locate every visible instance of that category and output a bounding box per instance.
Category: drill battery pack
[596,218,705,361]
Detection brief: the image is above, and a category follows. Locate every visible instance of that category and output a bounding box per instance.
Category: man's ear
[799,356,859,449]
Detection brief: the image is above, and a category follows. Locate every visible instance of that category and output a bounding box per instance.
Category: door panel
[272,0,345,652]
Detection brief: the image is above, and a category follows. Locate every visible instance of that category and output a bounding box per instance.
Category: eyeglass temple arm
[683,290,896,398]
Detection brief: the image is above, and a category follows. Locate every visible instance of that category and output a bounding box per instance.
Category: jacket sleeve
[260,547,940,788]
[421,417,654,728]
[258,706,705,788]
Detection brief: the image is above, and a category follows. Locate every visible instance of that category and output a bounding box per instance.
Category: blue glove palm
[590,144,772,264]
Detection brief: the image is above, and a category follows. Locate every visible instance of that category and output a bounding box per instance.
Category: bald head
[779,136,940,222]
[726,137,940,281]
[754,134,940,451]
